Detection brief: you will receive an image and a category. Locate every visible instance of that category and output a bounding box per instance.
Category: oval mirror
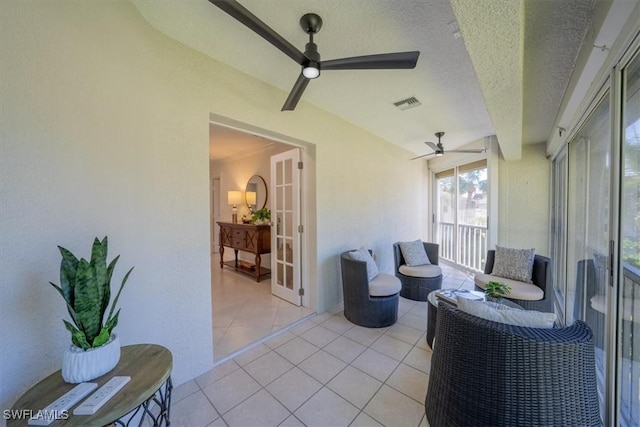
[245,175,267,211]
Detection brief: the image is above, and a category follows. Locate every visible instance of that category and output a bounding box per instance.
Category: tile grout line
[193,264,467,426]
[199,310,430,427]
[211,312,318,367]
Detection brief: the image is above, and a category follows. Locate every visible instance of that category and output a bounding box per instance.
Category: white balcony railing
[438,222,487,272]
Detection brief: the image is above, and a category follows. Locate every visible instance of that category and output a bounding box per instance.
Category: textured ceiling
[522,0,596,146]
[131,0,599,161]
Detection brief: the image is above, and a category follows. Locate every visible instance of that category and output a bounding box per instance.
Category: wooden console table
[217,222,271,282]
[8,344,172,426]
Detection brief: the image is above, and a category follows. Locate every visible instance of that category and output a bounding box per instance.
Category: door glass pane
[277,186,284,211]
[276,211,283,236]
[286,265,294,289]
[567,94,609,423]
[285,184,292,211]
[285,238,293,264]
[620,50,640,427]
[436,171,455,262]
[435,163,487,271]
[457,163,487,271]
[551,149,568,323]
[277,262,284,287]
[276,237,285,263]
[285,212,293,237]
[285,159,292,183]
[276,161,283,185]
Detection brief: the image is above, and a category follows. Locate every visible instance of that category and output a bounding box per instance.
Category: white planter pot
[62,334,121,383]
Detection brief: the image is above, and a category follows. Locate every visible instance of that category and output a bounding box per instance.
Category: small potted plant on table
[484,281,511,304]
[49,237,133,383]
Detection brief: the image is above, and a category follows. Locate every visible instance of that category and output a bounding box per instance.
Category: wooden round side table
[8,344,172,426]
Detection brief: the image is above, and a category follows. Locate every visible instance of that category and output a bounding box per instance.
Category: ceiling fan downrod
[301,14,322,79]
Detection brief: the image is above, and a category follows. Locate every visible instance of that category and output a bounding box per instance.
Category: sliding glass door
[434,160,488,271]
[565,94,610,423]
[550,41,640,426]
[619,48,640,427]
[551,147,568,322]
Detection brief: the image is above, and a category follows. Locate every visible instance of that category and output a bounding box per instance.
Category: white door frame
[208,113,316,310]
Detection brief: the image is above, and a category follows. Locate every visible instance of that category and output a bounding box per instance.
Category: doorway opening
[208,117,316,361]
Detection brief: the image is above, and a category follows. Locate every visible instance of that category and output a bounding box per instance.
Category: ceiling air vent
[393,96,422,111]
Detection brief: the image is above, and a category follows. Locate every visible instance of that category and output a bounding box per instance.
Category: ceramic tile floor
[181,261,475,427]
[212,258,315,360]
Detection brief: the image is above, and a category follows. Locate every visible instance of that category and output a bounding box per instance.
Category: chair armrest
[392,243,404,273]
[531,254,552,296]
[484,250,496,274]
[424,242,439,266]
[340,251,370,294]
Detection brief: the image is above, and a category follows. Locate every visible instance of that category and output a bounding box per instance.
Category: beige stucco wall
[498,142,550,255]
[0,0,427,413]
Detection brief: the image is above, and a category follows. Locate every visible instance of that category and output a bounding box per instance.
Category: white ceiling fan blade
[424,141,439,151]
[410,152,436,160]
[448,148,486,153]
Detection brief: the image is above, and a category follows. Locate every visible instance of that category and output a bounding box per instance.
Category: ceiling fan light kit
[210,0,419,111]
[302,63,320,79]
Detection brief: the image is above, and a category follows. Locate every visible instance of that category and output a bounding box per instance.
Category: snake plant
[50,237,133,350]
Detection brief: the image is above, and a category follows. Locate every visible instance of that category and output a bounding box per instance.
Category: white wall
[498,142,550,255]
[0,0,428,414]
[315,130,429,310]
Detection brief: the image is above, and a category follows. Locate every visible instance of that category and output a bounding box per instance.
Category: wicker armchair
[393,242,442,301]
[340,251,400,328]
[425,302,600,427]
[475,249,553,312]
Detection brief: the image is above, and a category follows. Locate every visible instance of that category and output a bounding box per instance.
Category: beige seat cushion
[474,273,543,301]
[399,264,442,278]
[369,273,402,297]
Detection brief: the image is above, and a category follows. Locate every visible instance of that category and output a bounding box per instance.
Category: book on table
[435,289,485,305]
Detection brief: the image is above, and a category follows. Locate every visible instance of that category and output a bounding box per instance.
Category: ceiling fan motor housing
[304,42,320,62]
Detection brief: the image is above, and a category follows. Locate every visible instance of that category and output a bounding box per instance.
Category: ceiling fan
[411,132,486,160]
[209,0,420,111]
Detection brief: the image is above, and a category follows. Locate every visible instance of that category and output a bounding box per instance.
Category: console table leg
[255,254,261,282]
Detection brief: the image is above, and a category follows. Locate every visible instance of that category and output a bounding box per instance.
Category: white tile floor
[212,258,314,360]
[184,261,474,427]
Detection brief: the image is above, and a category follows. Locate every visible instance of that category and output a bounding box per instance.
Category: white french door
[270,148,301,305]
